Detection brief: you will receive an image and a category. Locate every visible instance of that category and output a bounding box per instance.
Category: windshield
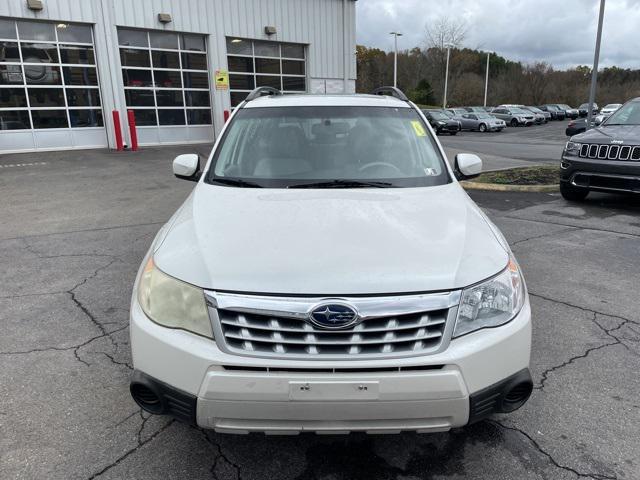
[477,113,493,119]
[511,108,528,114]
[207,106,451,188]
[559,104,571,109]
[604,104,621,110]
[604,102,640,125]
[526,107,541,113]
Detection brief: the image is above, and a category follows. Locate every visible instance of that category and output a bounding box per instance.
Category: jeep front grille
[205,291,459,360]
[579,143,640,161]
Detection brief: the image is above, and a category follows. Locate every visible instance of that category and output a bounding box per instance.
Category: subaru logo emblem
[308,302,359,329]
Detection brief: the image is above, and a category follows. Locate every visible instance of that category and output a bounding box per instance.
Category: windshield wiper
[210,177,263,188]
[288,179,394,189]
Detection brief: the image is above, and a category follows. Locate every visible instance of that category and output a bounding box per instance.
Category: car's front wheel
[479,123,487,132]
[560,182,589,201]
[510,119,518,127]
[450,131,457,136]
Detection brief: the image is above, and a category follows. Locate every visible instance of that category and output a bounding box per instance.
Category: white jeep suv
[129,86,532,434]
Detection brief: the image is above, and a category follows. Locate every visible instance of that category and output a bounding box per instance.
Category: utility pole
[484,52,490,107]
[443,44,453,108]
[587,0,606,129]
[390,32,402,87]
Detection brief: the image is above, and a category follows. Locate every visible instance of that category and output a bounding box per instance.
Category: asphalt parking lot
[440,120,568,170]
[1,123,640,480]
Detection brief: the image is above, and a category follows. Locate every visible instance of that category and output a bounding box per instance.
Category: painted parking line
[0,162,48,168]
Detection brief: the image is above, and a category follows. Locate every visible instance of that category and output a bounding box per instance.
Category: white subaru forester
[129,86,532,434]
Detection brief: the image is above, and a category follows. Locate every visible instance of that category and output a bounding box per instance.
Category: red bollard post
[127,110,138,152]
[112,110,123,151]
[223,109,230,123]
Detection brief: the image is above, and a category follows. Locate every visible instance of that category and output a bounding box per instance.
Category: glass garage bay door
[227,38,306,107]
[0,18,106,151]
[118,28,213,145]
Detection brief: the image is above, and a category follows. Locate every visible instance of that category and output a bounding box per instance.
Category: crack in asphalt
[535,337,619,391]
[198,428,243,480]
[529,292,638,391]
[1,220,165,243]
[113,409,140,428]
[0,324,129,362]
[500,214,640,240]
[489,420,618,480]
[99,351,133,370]
[509,227,578,247]
[21,237,120,260]
[137,411,151,445]
[85,420,174,480]
[529,292,639,326]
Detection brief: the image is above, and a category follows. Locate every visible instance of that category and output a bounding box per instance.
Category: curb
[461,181,559,193]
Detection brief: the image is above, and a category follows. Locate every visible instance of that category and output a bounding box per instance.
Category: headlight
[138,258,213,338]
[565,141,581,156]
[453,257,525,338]
[437,121,446,126]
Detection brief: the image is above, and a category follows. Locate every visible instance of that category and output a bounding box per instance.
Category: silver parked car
[522,106,549,124]
[459,112,506,132]
[491,107,535,127]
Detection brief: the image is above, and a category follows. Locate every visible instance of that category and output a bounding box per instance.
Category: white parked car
[129,86,533,434]
[600,103,622,116]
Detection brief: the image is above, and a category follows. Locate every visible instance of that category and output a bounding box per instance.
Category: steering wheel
[358,162,403,175]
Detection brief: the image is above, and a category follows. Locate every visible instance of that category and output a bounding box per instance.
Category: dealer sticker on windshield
[411,121,427,137]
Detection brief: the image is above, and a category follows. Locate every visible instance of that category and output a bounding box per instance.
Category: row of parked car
[565,103,623,136]
[421,102,620,136]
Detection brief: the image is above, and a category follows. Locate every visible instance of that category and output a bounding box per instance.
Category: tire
[510,119,518,127]
[560,182,589,201]
[450,131,457,136]
[497,128,503,132]
[479,123,487,132]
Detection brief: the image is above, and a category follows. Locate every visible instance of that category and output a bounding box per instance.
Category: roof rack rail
[245,86,282,102]
[371,86,409,102]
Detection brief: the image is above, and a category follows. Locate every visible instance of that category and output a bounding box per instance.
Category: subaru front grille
[204,291,460,360]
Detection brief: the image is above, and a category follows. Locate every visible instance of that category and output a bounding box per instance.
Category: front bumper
[130,297,532,433]
[561,155,640,194]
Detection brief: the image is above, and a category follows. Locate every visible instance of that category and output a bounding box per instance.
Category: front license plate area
[289,381,379,401]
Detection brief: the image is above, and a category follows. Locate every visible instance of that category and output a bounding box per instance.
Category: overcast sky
[356,0,640,70]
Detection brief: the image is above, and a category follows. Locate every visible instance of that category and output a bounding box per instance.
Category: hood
[572,125,640,145]
[153,182,508,295]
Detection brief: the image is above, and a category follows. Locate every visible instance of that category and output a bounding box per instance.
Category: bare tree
[424,16,467,51]
[423,17,468,104]
[525,62,553,105]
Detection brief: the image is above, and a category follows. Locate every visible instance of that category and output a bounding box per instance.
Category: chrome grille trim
[205,291,460,360]
[579,143,640,161]
[597,145,608,159]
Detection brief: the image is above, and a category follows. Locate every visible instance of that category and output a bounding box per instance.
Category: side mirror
[173,154,201,182]
[594,117,603,126]
[454,153,483,180]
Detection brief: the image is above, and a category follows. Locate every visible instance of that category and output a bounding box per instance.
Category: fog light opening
[501,381,533,412]
[130,383,164,414]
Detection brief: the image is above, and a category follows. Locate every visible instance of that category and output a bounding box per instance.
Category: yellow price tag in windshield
[411,121,427,137]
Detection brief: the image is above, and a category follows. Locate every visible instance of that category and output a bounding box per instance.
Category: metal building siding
[0,0,100,22]
[108,0,354,79]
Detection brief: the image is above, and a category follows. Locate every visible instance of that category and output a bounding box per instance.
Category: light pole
[390,32,402,87]
[587,0,606,129]
[484,52,490,107]
[443,43,454,108]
